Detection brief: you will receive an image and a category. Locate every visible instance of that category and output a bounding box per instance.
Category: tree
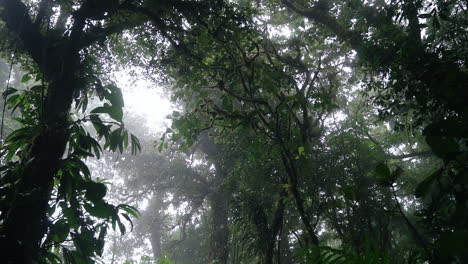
[1,1,466,263]
[0,0,225,262]
[278,0,467,262]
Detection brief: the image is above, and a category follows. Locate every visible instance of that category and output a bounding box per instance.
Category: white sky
[113,68,173,132]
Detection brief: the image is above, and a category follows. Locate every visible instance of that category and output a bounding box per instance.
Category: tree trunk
[208,188,229,264]
[198,133,230,264]
[279,221,293,264]
[0,1,86,261]
[149,193,164,261]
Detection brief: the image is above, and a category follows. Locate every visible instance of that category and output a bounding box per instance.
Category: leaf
[91,103,123,122]
[84,181,107,203]
[87,136,102,159]
[96,224,108,255]
[107,127,124,152]
[2,87,17,97]
[50,219,70,243]
[415,168,443,198]
[130,134,141,155]
[60,203,79,229]
[341,185,356,201]
[122,129,129,148]
[30,85,43,93]
[295,146,305,159]
[158,254,173,264]
[68,156,91,181]
[21,74,31,83]
[418,13,432,19]
[6,127,35,144]
[121,213,134,231]
[42,251,62,264]
[117,218,126,235]
[6,93,21,111]
[374,162,391,178]
[105,84,125,108]
[298,146,305,155]
[84,201,114,219]
[117,204,141,218]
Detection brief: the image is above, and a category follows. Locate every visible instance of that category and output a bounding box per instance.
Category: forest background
[0,0,467,263]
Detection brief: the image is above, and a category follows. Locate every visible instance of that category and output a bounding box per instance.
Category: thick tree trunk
[0,67,80,263]
[197,133,230,264]
[149,193,164,261]
[0,1,85,261]
[279,222,293,264]
[208,187,229,264]
[0,59,82,263]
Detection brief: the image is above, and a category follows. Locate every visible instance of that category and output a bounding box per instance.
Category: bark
[0,1,83,262]
[0,1,150,262]
[264,190,286,264]
[0,25,84,264]
[279,220,293,264]
[208,189,229,264]
[197,133,231,264]
[278,146,319,246]
[149,193,164,261]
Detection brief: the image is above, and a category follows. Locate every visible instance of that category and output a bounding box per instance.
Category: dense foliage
[0,0,466,264]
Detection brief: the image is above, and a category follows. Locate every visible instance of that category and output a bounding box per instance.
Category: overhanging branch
[0,0,45,66]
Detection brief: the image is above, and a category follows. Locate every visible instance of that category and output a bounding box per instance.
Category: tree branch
[0,0,45,66]
[281,0,362,49]
[365,131,433,160]
[34,0,53,28]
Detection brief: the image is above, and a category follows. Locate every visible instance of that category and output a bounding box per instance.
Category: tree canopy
[0,0,467,263]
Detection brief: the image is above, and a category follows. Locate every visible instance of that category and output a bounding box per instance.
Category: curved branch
[0,0,45,65]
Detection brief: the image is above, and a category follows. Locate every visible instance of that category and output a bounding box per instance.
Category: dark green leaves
[91,84,125,122]
[415,168,443,198]
[374,162,403,187]
[91,103,123,122]
[117,204,140,218]
[84,201,114,219]
[84,182,107,202]
[2,86,17,97]
[88,93,141,155]
[130,133,141,155]
[374,162,391,179]
[21,73,31,83]
[423,118,461,160]
[49,219,70,243]
[105,84,125,108]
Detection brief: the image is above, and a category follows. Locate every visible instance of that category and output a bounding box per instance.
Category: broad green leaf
[374,162,391,178]
[21,74,31,83]
[2,87,17,97]
[84,201,114,219]
[50,219,70,243]
[105,84,125,108]
[91,103,123,122]
[84,181,107,202]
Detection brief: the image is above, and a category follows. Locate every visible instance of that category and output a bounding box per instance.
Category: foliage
[0,72,141,262]
[1,0,467,263]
